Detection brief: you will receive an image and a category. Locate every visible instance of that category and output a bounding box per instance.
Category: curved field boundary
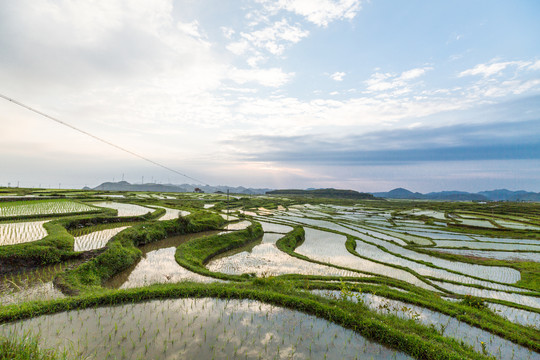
[175,222,264,281]
[303,281,540,353]
[278,216,534,293]
[0,283,498,360]
[0,208,167,275]
[55,211,226,295]
[0,200,106,222]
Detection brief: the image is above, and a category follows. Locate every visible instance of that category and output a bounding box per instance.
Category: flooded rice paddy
[0,200,98,218]
[433,248,540,262]
[223,220,252,231]
[486,303,540,329]
[432,240,540,251]
[154,206,190,220]
[311,290,538,360]
[296,228,436,291]
[207,232,368,278]
[92,202,153,217]
[74,226,130,251]
[0,261,82,306]
[106,231,221,289]
[431,281,540,309]
[1,193,539,360]
[0,298,414,360]
[0,220,48,245]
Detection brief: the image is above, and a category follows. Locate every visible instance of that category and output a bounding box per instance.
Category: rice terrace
[0,187,539,359]
[2,1,540,359]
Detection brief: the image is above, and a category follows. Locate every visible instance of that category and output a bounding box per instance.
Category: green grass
[0,335,66,360]
[0,209,166,275]
[175,222,264,281]
[55,211,226,295]
[412,247,540,292]
[0,282,497,360]
[2,189,539,359]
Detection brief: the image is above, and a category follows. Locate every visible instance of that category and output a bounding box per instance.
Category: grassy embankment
[274,225,539,352]
[0,336,66,360]
[0,208,164,275]
[175,222,263,281]
[55,211,226,295]
[0,281,499,360]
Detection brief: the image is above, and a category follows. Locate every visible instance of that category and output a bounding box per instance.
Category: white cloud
[400,67,431,80]
[365,72,396,91]
[247,54,266,67]
[177,20,203,39]
[228,67,294,87]
[528,60,540,71]
[221,26,235,39]
[264,0,362,27]
[458,60,531,78]
[364,67,431,93]
[227,40,250,55]
[330,71,346,81]
[238,19,309,56]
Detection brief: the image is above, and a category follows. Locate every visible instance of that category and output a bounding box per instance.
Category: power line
[0,93,208,185]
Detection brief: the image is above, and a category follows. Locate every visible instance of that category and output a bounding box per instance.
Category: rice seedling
[0,200,98,219]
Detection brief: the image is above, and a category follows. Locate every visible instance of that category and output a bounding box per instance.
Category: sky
[1,0,539,192]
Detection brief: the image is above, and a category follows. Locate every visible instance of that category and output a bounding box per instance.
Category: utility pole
[227,189,230,221]
[122,173,125,181]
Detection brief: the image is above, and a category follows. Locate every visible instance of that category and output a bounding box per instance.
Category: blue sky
[0,0,539,192]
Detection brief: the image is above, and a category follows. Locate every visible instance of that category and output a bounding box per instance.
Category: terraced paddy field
[92,201,153,217]
[0,199,99,219]
[0,188,539,360]
[0,220,48,246]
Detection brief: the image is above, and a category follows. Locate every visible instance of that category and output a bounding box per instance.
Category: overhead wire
[0,93,208,185]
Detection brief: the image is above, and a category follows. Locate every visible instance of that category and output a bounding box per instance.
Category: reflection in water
[0,260,83,305]
[296,228,435,291]
[312,290,537,360]
[0,298,414,360]
[257,221,293,234]
[153,206,190,220]
[487,303,540,329]
[432,281,540,309]
[74,226,129,251]
[0,220,48,246]
[208,233,368,278]
[105,231,221,289]
[224,220,251,231]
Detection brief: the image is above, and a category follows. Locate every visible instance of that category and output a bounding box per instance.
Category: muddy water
[0,298,414,360]
[105,231,221,289]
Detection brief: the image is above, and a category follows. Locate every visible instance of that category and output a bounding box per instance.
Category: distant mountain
[267,188,376,200]
[372,188,540,201]
[90,181,272,195]
[478,189,540,201]
[424,191,488,201]
[373,188,423,199]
